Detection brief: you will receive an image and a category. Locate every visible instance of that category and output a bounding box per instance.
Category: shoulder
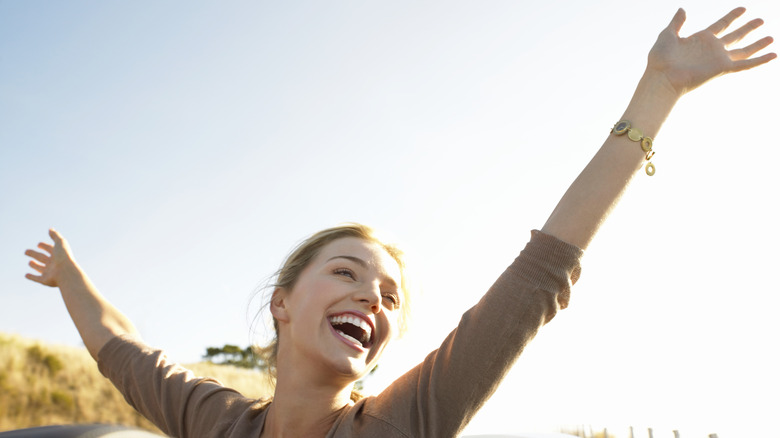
[327,396,414,438]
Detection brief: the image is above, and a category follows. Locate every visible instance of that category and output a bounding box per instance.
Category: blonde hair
[256,223,410,399]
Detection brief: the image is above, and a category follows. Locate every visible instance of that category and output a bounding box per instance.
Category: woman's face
[272,237,404,383]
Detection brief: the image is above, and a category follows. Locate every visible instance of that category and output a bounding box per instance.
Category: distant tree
[203,344,266,371]
[203,345,376,390]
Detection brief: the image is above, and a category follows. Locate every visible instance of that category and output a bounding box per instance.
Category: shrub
[43,354,64,375]
[50,390,74,410]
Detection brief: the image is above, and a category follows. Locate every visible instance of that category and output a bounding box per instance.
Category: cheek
[290,277,330,307]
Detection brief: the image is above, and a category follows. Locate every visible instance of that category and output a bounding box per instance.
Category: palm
[647,8,775,95]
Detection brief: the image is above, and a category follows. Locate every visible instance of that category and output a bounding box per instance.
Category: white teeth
[336,330,362,346]
[328,314,373,338]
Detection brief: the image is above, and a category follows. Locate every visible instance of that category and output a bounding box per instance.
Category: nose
[354,281,382,314]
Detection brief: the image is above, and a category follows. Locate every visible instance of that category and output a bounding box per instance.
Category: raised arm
[541,7,775,249]
[25,229,139,360]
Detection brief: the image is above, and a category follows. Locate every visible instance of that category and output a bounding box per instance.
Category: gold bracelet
[611,120,656,176]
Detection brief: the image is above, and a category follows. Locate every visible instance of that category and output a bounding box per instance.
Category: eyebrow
[327,255,399,288]
[328,255,368,267]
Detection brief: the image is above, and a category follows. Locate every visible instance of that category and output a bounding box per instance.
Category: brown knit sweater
[98,230,583,437]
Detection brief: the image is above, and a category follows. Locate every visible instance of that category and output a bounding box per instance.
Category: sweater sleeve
[362,230,583,437]
[97,335,255,438]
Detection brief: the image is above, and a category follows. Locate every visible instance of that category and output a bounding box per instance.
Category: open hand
[25,229,78,288]
[648,7,776,96]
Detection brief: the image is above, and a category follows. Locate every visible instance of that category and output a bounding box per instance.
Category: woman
[24,8,774,438]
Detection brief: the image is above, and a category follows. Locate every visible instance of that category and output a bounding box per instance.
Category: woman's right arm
[25,228,139,360]
[26,229,254,437]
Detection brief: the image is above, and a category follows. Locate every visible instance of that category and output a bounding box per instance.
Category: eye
[333,268,356,280]
[382,292,401,310]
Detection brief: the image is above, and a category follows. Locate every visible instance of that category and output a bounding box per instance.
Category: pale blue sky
[1,1,778,437]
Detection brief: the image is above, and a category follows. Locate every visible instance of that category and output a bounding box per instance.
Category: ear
[269,287,290,323]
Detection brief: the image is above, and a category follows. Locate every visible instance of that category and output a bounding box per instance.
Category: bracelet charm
[611,120,656,176]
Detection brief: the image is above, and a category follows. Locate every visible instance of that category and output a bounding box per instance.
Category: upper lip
[328,310,375,342]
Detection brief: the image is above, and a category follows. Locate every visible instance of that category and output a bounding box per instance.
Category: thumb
[667,8,686,36]
[49,228,63,244]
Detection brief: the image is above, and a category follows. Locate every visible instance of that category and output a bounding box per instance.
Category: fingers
[730,36,775,61]
[25,273,44,284]
[704,8,776,73]
[706,7,746,36]
[721,18,764,46]
[28,259,46,273]
[25,248,51,264]
[731,51,778,73]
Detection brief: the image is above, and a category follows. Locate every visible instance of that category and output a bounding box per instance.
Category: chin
[326,339,389,381]
[330,353,380,383]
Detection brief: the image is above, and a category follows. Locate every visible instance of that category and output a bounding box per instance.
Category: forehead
[316,237,402,283]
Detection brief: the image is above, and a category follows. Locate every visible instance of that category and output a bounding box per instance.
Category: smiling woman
[21,6,775,438]
[256,223,410,402]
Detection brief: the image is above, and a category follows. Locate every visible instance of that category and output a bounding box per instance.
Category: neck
[262,368,355,437]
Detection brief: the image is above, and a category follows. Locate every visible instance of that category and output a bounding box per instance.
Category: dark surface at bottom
[0,425,166,438]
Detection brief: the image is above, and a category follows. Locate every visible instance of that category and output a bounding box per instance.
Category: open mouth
[328,312,374,350]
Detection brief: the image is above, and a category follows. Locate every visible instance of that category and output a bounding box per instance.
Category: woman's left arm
[541,7,775,250]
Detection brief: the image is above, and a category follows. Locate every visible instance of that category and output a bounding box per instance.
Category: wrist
[638,68,682,102]
[57,259,88,290]
[620,69,681,138]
